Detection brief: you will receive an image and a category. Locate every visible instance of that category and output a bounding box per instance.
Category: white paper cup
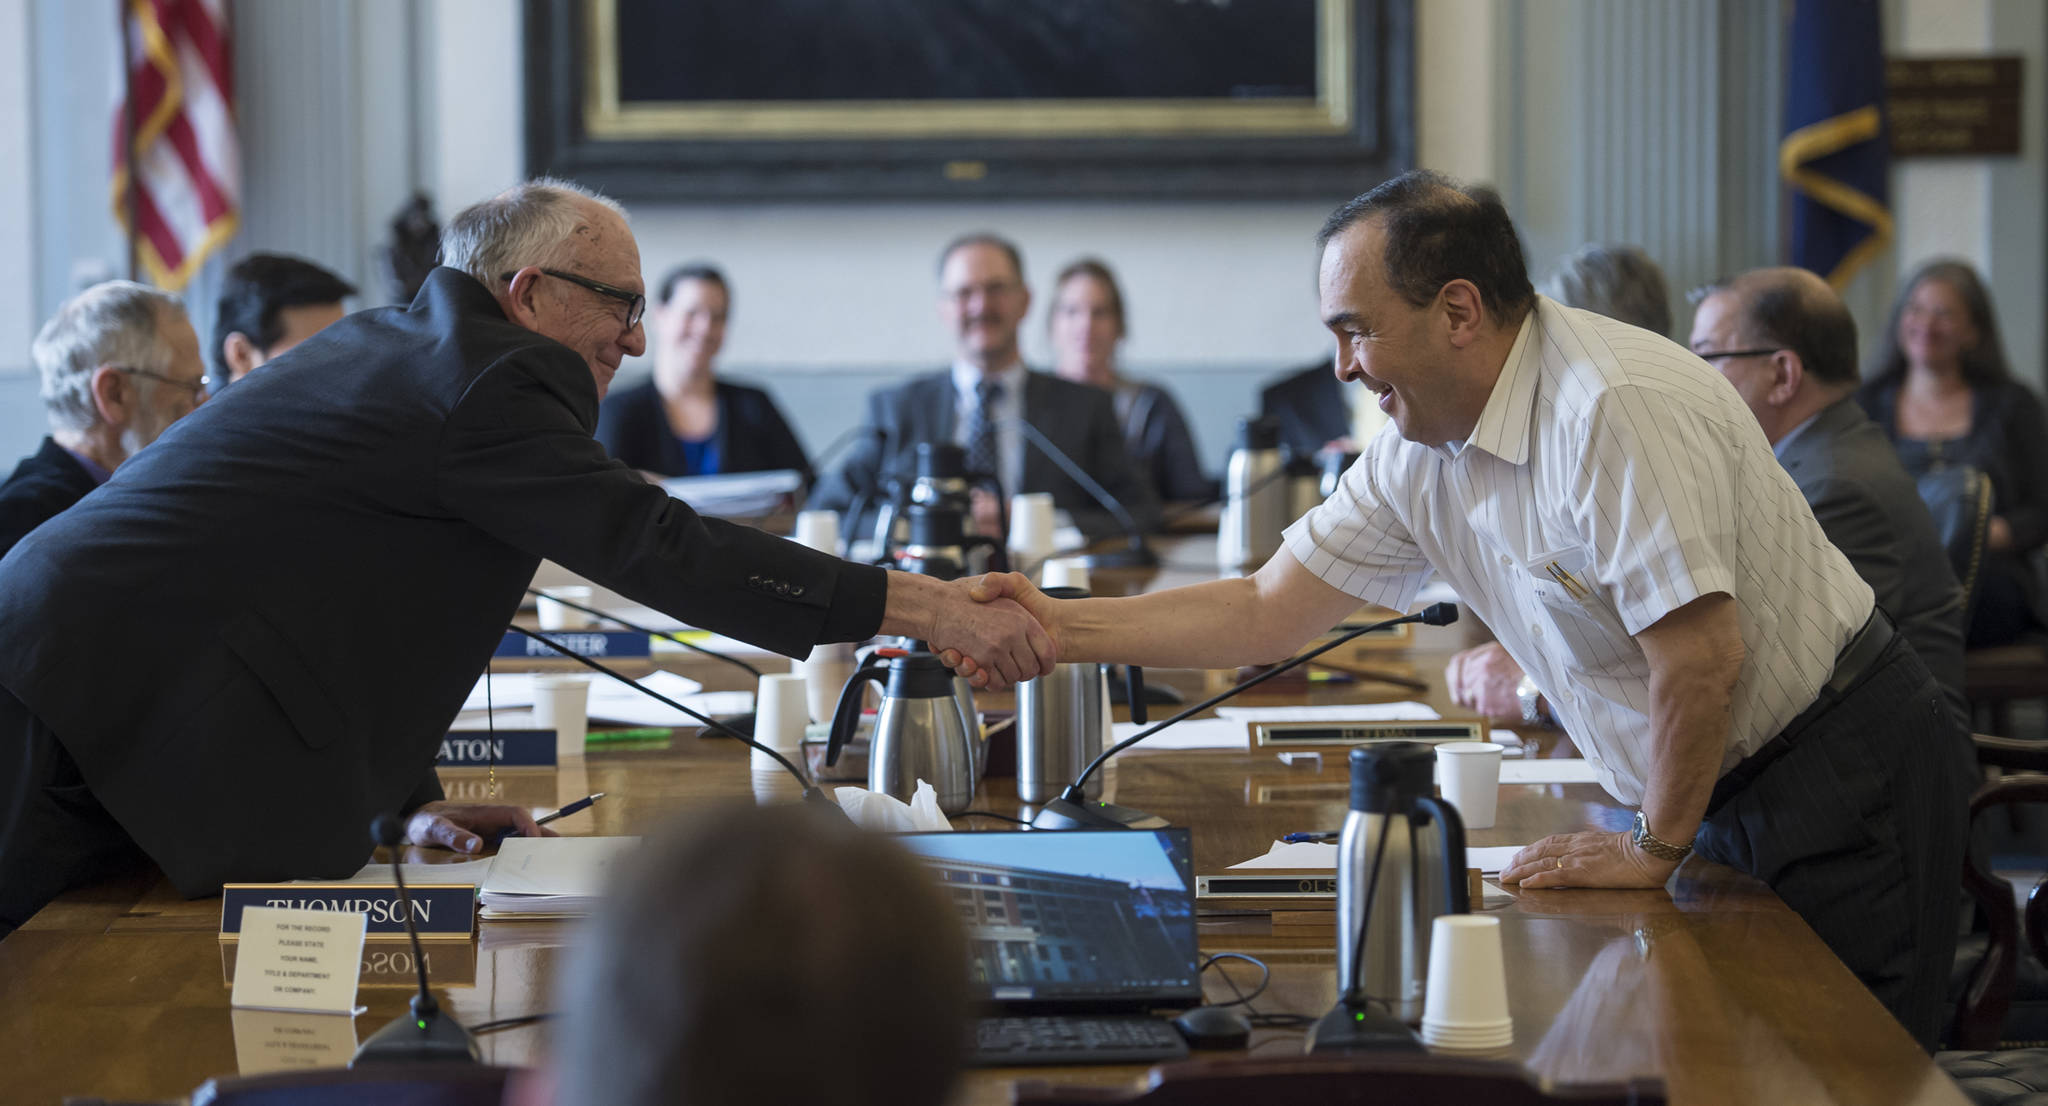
[532,674,591,759]
[793,510,842,555]
[796,642,858,725]
[1436,741,1504,830]
[752,673,810,773]
[536,585,598,631]
[1008,492,1056,562]
[1420,914,1513,1049]
[1039,557,1091,592]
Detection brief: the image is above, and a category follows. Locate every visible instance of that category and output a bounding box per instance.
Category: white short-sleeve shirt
[1283,297,1873,806]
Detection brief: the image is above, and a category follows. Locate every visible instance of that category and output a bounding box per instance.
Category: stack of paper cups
[752,673,810,775]
[793,510,841,555]
[536,585,598,630]
[1039,557,1090,593]
[796,642,858,724]
[1420,914,1514,1051]
[1008,493,1056,569]
[1436,742,1505,829]
[532,674,591,759]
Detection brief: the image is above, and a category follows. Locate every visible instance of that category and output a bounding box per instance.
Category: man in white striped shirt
[956,171,1972,1049]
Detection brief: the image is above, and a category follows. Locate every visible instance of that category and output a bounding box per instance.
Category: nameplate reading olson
[220,884,475,939]
[437,728,556,768]
[495,629,650,659]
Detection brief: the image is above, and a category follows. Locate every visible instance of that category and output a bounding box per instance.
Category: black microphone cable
[524,587,763,680]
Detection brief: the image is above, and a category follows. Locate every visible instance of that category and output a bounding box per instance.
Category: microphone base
[1304,1001,1425,1055]
[1029,797,1171,831]
[352,1011,481,1066]
[1077,542,1160,570]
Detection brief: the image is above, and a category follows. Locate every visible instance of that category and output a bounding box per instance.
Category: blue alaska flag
[1782,0,1893,287]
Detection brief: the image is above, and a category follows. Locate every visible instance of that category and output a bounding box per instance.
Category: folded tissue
[834,780,952,832]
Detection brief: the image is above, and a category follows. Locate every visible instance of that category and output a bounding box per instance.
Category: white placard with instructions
[229,906,368,1015]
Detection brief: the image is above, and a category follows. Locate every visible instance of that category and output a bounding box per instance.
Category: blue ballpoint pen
[537,792,606,826]
[1281,831,1340,843]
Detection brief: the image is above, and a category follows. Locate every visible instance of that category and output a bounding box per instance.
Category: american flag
[110,0,239,291]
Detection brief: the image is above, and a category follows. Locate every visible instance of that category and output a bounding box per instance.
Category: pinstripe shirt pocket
[1521,549,1635,675]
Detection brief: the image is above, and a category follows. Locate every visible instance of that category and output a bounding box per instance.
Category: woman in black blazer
[596,263,809,480]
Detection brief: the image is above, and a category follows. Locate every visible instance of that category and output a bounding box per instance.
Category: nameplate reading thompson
[1249,720,1484,752]
[436,729,556,768]
[221,884,475,939]
[495,629,650,659]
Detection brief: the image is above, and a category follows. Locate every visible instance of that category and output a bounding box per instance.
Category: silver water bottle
[1335,743,1470,1022]
[1015,586,1105,804]
[1218,416,1286,573]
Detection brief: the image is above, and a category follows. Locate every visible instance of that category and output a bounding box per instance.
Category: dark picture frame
[523,0,1413,201]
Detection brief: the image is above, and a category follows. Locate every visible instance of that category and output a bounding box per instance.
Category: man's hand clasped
[928,574,1058,691]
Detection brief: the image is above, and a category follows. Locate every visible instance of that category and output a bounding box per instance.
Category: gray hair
[1538,244,1672,337]
[438,177,627,285]
[33,280,185,434]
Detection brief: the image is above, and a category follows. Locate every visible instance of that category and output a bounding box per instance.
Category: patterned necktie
[966,378,1003,481]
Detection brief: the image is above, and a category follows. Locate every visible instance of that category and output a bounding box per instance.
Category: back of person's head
[548,805,970,1106]
[439,177,627,285]
[1539,244,1672,336]
[1690,267,1859,387]
[936,232,1025,284]
[211,253,355,381]
[1869,257,2013,390]
[32,280,185,434]
[1316,170,1535,324]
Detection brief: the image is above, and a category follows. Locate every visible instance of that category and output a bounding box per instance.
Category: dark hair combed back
[1690,270,1860,386]
[211,254,355,379]
[936,232,1025,284]
[1866,258,2013,390]
[1540,244,1671,337]
[1316,170,1535,322]
[656,262,729,308]
[1053,256,1126,334]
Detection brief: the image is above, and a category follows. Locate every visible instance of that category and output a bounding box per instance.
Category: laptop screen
[898,828,1201,1006]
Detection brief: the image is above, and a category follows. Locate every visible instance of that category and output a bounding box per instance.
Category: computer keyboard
[970,1014,1191,1067]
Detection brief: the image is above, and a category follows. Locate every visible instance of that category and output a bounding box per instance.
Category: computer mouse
[1172,1005,1252,1050]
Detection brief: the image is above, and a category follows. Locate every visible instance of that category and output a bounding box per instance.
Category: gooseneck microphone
[505,626,840,813]
[1029,602,1459,830]
[351,813,481,1065]
[523,587,763,680]
[1007,418,1158,570]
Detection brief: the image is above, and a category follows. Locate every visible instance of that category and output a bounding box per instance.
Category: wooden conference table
[0,536,1967,1106]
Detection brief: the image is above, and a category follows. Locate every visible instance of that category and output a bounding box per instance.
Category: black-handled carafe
[1334,742,1469,1022]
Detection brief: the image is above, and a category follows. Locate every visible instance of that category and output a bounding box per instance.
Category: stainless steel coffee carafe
[1219,416,1286,574]
[824,648,976,814]
[1335,742,1469,1022]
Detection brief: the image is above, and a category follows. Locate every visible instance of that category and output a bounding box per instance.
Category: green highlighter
[587,727,672,744]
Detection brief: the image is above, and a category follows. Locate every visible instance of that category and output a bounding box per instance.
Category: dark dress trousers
[594,378,810,479]
[0,269,887,921]
[811,369,1161,539]
[1258,360,1348,462]
[0,437,99,560]
[1778,397,1967,724]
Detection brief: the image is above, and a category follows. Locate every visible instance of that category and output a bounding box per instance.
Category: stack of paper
[658,469,804,517]
[299,856,497,888]
[460,670,753,728]
[479,836,640,919]
[1228,839,1529,876]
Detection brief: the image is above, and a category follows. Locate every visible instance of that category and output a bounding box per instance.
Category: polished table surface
[0,537,1970,1105]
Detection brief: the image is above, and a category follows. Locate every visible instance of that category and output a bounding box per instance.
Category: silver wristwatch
[1514,675,1544,725]
[1630,810,1694,862]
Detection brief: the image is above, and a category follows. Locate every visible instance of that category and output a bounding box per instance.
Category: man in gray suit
[1448,267,1967,726]
[813,234,1159,541]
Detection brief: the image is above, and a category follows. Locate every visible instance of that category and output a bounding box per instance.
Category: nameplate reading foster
[495,629,650,659]
[221,883,475,938]
[228,906,368,1015]
[436,728,557,768]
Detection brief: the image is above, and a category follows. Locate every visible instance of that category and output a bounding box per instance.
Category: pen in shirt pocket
[1546,561,1589,599]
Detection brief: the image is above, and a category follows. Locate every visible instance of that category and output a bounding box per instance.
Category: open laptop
[898,828,1201,1066]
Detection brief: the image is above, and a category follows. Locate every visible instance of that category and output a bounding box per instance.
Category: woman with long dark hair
[1857,258,2048,646]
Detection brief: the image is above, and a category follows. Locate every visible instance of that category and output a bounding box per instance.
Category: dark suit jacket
[0,269,886,898]
[0,438,98,560]
[594,378,809,480]
[1779,397,1967,722]
[812,369,1160,539]
[1258,360,1347,462]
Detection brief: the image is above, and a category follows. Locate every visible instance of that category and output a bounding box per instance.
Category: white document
[658,469,804,517]
[1466,845,1529,874]
[296,857,496,889]
[1499,759,1602,784]
[479,836,640,917]
[1214,701,1441,723]
[1227,840,1530,876]
[461,670,751,728]
[229,906,368,1015]
[1110,717,1245,751]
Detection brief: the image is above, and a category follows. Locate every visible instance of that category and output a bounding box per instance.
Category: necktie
[966,378,1003,483]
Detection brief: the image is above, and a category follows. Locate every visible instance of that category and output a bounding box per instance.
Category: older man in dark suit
[0,180,1053,934]
[1448,266,1966,728]
[813,234,1158,542]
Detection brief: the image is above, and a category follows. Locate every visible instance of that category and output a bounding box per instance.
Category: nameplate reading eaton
[495,629,650,658]
[437,728,557,768]
[221,883,475,939]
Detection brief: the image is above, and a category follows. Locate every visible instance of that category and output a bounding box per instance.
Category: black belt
[1707,608,1897,815]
